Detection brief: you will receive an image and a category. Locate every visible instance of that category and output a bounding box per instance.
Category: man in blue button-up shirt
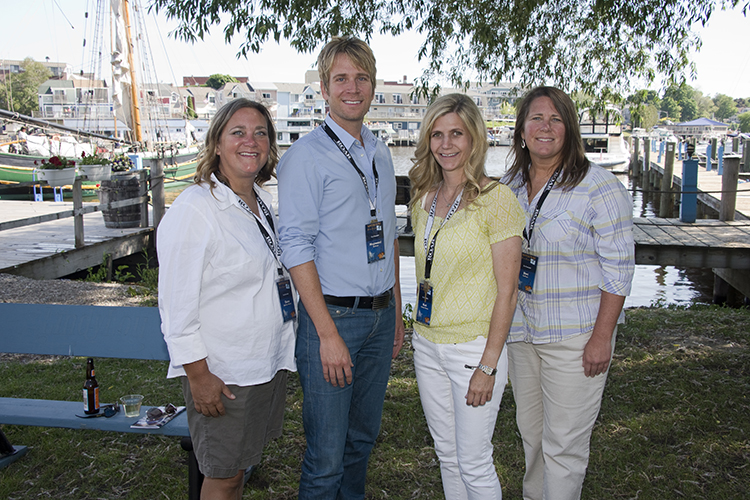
[277,36,405,499]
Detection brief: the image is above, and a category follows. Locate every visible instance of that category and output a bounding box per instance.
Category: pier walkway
[644,152,750,220]
[0,200,152,279]
[397,216,750,269]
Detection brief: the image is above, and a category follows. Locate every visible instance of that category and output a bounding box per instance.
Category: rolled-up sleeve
[590,175,635,297]
[277,143,322,270]
[157,202,212,367]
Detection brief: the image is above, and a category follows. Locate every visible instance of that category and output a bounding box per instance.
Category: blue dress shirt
[278,116,398,297]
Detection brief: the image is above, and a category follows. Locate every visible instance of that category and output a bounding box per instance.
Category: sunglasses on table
[146,403,178,421]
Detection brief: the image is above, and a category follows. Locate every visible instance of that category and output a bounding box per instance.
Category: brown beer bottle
[83,357,100,414]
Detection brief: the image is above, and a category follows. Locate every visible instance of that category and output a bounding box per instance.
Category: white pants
[413,331,508,500]
[507,329,617,500]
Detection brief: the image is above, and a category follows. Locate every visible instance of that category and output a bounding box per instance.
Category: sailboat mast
[122,0,142,142]
[109,10,118,141]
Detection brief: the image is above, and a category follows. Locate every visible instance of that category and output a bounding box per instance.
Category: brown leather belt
[323,288,393,310]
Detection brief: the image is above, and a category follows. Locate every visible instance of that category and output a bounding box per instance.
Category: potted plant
[78,151,112,181]
[108,155,135,174]
[34,155,77,187]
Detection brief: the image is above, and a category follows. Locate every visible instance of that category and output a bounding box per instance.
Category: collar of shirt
[324,115,378,163]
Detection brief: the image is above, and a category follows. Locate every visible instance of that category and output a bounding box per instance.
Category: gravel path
[0,273,144,306]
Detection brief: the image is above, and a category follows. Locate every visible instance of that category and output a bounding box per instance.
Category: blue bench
[0,303,205,498]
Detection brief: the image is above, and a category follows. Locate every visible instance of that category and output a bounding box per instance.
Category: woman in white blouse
[158,99,296,500]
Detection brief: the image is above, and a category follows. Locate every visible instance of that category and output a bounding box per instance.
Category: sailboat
[0,0,200,200]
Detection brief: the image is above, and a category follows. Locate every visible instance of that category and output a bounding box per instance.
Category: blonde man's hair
[317,36,377,92]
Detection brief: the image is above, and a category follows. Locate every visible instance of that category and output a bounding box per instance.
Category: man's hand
[393,316,405,358]
[320,330,354,387]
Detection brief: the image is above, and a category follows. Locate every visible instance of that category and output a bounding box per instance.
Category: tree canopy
[152,0,748,100]
[205,73,238,89]
[0,58,52,116]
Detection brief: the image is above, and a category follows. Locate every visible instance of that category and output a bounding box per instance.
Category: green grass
[1,304,749,499]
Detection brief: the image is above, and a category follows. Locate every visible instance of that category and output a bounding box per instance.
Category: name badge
[518,252,538,293]
[276,277,296,322]
[365,220,386,263]
[416,280,434,325]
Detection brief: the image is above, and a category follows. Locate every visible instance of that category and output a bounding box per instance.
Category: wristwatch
[477,363,497,376]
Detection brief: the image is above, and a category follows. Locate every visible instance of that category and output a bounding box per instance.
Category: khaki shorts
[181,370,288,478]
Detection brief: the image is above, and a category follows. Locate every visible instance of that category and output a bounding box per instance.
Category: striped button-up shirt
[507,164,635,344]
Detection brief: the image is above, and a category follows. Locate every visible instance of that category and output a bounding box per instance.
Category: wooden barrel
[99,173,141,228]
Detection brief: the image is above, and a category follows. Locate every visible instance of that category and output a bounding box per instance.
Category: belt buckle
[371,290,390,310]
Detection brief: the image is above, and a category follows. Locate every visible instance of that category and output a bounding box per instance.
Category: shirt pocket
[537,211,573,244]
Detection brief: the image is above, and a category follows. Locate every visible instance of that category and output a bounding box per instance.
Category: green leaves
[151,0,740,99]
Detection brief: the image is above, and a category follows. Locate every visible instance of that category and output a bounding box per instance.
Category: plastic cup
[120,394,144,418]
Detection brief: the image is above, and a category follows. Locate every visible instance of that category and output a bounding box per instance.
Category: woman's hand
[184,359,236,417]
[465,369,495,407]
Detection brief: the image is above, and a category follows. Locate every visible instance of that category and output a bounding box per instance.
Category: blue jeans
[296,297,396,500]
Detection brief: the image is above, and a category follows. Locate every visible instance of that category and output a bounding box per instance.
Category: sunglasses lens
[147,408,163,419]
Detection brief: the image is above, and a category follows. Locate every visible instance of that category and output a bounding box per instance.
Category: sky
[3,1,750,98]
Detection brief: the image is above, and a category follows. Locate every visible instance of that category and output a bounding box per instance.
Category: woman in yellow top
[408,93,525,499]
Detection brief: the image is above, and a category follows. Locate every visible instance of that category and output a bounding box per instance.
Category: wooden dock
[397,216,750,266]
[0,200,152,279]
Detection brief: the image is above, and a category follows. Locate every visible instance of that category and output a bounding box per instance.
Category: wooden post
[152,154,166,231]
[711,137,718,161]
[732,137,739,154]
[720,155,740,222]
[631,136,639,176]
[718,144,725,175]
[714,155,741,304]
[73,177,84,249]
[138,169,149,228]
[742,137,750,173]
[680,159,699,223]
[643,138,651,178]
[659,142,676,218]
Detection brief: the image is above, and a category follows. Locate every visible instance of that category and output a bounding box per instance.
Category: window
[393,94,403,104]
[262,93,271,99]
[474,97,482,107]
[375,93,386,104]
[411,94,420,104]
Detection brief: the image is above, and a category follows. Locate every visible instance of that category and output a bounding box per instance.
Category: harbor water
[387,146,714,309]
[167,145,714,309]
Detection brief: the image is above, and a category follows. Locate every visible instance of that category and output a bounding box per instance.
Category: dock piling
[73,177,84,249]
[659,142,676,218]
[680,159,699,223]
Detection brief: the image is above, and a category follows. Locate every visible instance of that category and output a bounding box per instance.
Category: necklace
[441,182,463,208]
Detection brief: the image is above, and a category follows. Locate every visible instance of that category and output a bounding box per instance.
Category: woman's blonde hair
[408,93,489,209]
[503,86,589,190]
[193,98,279,190]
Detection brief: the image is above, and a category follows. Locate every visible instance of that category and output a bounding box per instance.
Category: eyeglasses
[146,403,177,421]
[101,404,119,417]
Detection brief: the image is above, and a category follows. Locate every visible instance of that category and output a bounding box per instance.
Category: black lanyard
[422,184,463,280]
[236,190,283,277]
[523,167,562,244]
[323,123,379,218]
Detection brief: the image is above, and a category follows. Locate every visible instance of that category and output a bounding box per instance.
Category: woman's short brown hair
[193,98,278,190]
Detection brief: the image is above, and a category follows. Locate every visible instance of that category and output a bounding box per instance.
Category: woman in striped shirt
[503,87,635,500]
